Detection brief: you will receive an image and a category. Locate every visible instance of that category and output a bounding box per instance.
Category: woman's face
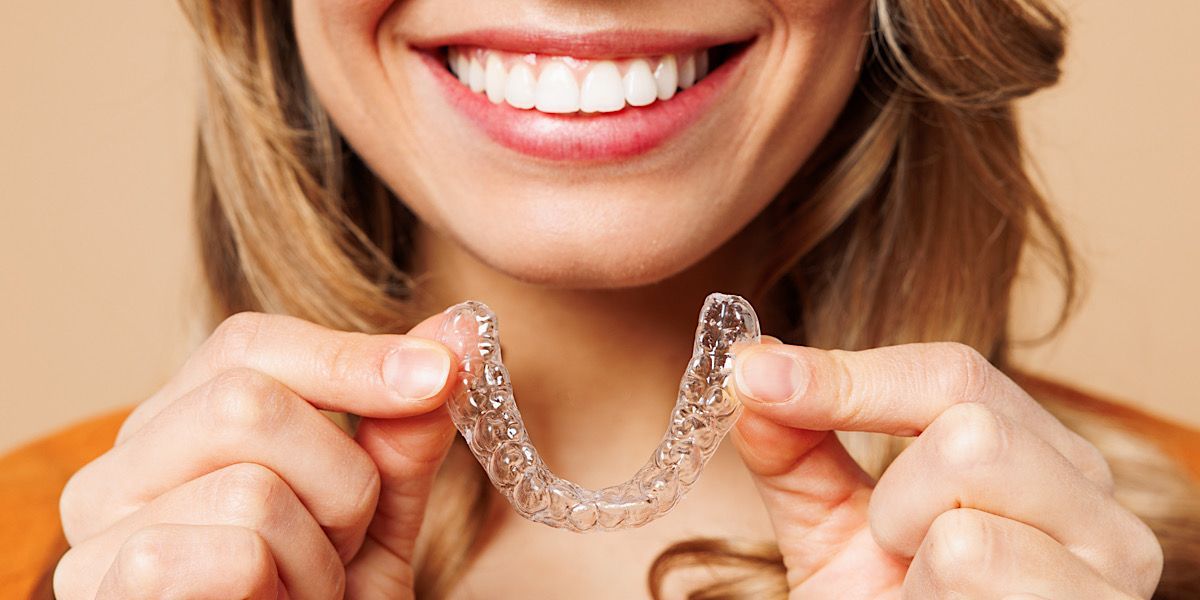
[293,0,868,287]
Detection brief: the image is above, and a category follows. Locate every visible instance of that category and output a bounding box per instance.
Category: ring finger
[57,463,343,600]
[89,524,280,600]
[869,404,1162,598]
[61,368,380,554]
[905,509,1138,599]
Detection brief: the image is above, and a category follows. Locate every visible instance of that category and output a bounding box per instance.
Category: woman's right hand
[53,311,460,599]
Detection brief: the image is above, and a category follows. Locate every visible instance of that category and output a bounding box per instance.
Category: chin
[450,217,732,289]
[416,179,758,289]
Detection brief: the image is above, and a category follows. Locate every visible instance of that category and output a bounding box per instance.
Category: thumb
[729,344,899,588]
[348,313,459,592]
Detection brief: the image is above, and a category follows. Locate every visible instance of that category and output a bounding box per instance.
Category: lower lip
[418,48,747,162]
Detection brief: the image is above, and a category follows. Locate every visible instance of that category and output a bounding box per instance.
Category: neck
[411,223,766,487]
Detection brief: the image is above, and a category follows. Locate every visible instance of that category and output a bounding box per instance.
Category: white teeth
[449,47,717,114]
[654,55,678,101]
[678,53,696,89]
[580,61,626,113]
[535,62,580,113]
[624,60,657,107]
[485,53,506,104]
[468,57,486,93]
[504,63,537,109]
[454,51,470,85]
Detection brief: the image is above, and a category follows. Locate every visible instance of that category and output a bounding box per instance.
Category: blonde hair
[178,0,1200,596]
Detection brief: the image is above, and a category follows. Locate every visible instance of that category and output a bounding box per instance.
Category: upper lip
[408,27,756,59]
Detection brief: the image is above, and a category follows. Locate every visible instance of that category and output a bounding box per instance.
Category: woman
[6,0,1199,597]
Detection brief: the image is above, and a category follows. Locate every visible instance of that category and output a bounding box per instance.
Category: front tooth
[485,53,506,104]
[678,53,697,89]
[579,61,626,113]
[455,52,471,85]
[624,59,658,107]
[535,61,580,113]
[468,57,486,93]
[504,62,537,109]
[695,50,709,80]
[654,55,678,101]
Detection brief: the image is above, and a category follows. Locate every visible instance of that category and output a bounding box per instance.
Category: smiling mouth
[442,43,744,115]
[411,29,754,161]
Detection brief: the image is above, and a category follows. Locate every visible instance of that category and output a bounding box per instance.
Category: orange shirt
[2,376,1197,598]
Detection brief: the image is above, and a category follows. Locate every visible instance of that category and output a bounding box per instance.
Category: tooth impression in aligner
[435,292,761,532]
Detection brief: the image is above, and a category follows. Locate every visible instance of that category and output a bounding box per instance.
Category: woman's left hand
[729,340,1163,599]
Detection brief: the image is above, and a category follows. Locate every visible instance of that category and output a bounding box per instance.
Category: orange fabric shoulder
[0,407,132,599]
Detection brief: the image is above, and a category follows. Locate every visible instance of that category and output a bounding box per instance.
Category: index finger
[731,341,1112,487]
[119,312,455,442]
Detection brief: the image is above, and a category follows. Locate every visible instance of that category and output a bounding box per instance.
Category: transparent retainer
[435,292,761,532]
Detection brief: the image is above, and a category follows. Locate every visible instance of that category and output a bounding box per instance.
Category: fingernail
[736,348,807,404]
[383,343,451,401]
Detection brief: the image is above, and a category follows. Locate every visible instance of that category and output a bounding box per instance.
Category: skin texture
[730,340,1162,598]
[54,0,1163,598]
[293,0,867,288]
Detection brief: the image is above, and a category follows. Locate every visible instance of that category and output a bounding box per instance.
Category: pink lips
[414,30,750,162]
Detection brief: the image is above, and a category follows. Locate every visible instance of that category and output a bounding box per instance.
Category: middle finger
[733,342,1114,490]
[61,368,380,551]
[868,403,1161,598]
[59,463,343,600]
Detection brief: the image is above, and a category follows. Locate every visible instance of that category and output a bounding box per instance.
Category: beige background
[1,0,1197,450]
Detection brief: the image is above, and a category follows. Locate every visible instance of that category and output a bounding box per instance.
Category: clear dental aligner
[435,293,761,532]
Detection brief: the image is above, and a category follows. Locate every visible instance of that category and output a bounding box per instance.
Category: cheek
[293,0,450,225]
[777,0,870,20]
[292,0,407,140]
[739,0,869,186]
[300,0,394,31]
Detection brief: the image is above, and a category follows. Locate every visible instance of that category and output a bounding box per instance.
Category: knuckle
[210,463,289,530]
[224,528,278,597]
[108,526,277,599]
[59,459,127,546]
[52,547,85,599]
[207,312,268,369]
[341,458,382,532]
[330,568,348,598]
[203,368,287,435]
[929,403,1006,469]
[114,405,149,444]
[318,545,349,596]
[113,526,176,594]
[936,342,994,403]
[1075,438,1116,492]
[1138,533,1166,594]
[58,470,87,541]
[826,350,864,426]
[313,331,377,391]
[1123,511,1165,595]
[321,450,381,536]
[923,509,994,582]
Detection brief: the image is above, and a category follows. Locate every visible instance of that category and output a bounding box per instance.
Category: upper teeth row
[447,46,711,114]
